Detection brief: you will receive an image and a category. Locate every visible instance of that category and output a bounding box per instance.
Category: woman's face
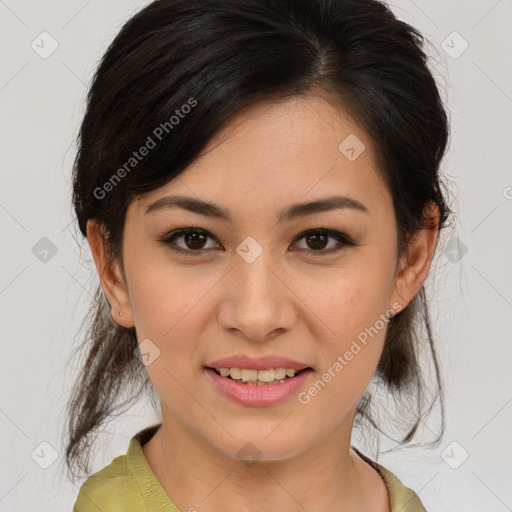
[102,95,417,461]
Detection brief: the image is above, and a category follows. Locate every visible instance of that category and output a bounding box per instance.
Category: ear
[86,218,135,328]
[391,201,440,310]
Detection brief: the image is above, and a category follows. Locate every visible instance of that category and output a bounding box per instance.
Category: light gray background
[1,0,511,510]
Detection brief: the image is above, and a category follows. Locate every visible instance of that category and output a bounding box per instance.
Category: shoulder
[72,424,166,512]
[73,453,145,512]
[352,447,428,512]
[376,464,427,512]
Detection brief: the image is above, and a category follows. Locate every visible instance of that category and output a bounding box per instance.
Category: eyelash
[157,227,358,257]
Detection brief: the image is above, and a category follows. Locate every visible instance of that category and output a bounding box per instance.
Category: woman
[66,0,452,510]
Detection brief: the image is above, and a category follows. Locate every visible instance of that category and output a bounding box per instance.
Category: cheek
[301,282,391,417]
[128,263,211,404]
[304,260,394,384]
[126,252,213,340]
[308,266,392,337]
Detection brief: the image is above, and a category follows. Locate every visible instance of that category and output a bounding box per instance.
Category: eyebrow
[145,194,369,222]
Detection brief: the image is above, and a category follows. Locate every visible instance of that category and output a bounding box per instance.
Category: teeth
[215,367,300,383]
[257,369,276,382]
[275,368,287,379]
[240,369,258,382]
[229,367,241,380]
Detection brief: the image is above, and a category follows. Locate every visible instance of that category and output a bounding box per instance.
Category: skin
[87,94,439,512]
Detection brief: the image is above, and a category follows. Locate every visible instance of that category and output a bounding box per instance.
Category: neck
[142,407,389,512]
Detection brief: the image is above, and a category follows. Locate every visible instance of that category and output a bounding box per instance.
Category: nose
[217,253,297,342]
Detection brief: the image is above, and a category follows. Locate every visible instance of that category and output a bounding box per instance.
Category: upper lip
[207,354,312,371]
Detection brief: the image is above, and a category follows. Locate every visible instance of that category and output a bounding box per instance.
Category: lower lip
[205,367,312,406]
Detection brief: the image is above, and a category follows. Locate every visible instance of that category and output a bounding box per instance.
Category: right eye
[158,228,221,256]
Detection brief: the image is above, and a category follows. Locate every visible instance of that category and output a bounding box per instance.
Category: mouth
[205,366,313,385]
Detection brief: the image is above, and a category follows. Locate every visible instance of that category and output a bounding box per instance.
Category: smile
[212,367,305,385]
[205,366,313,406]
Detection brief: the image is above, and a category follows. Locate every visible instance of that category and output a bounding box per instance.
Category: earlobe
[86,219,135,328]
[392,202,440,308]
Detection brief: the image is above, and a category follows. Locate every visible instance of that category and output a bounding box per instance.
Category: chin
[211,430,309,465]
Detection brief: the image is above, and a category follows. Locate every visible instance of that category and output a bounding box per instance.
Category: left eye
[158,228,357,256]
[293,229,356,252]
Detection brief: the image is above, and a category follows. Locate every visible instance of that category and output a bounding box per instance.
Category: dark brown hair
[64,0,453,481]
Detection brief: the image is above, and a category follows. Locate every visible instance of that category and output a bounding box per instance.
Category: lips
[206,354,312,371]
[205,366,313,406]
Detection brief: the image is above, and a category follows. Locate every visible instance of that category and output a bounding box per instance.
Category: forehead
[131,95,391,222]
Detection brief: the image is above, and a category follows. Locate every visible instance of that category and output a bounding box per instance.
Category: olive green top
[73,424,427,511]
